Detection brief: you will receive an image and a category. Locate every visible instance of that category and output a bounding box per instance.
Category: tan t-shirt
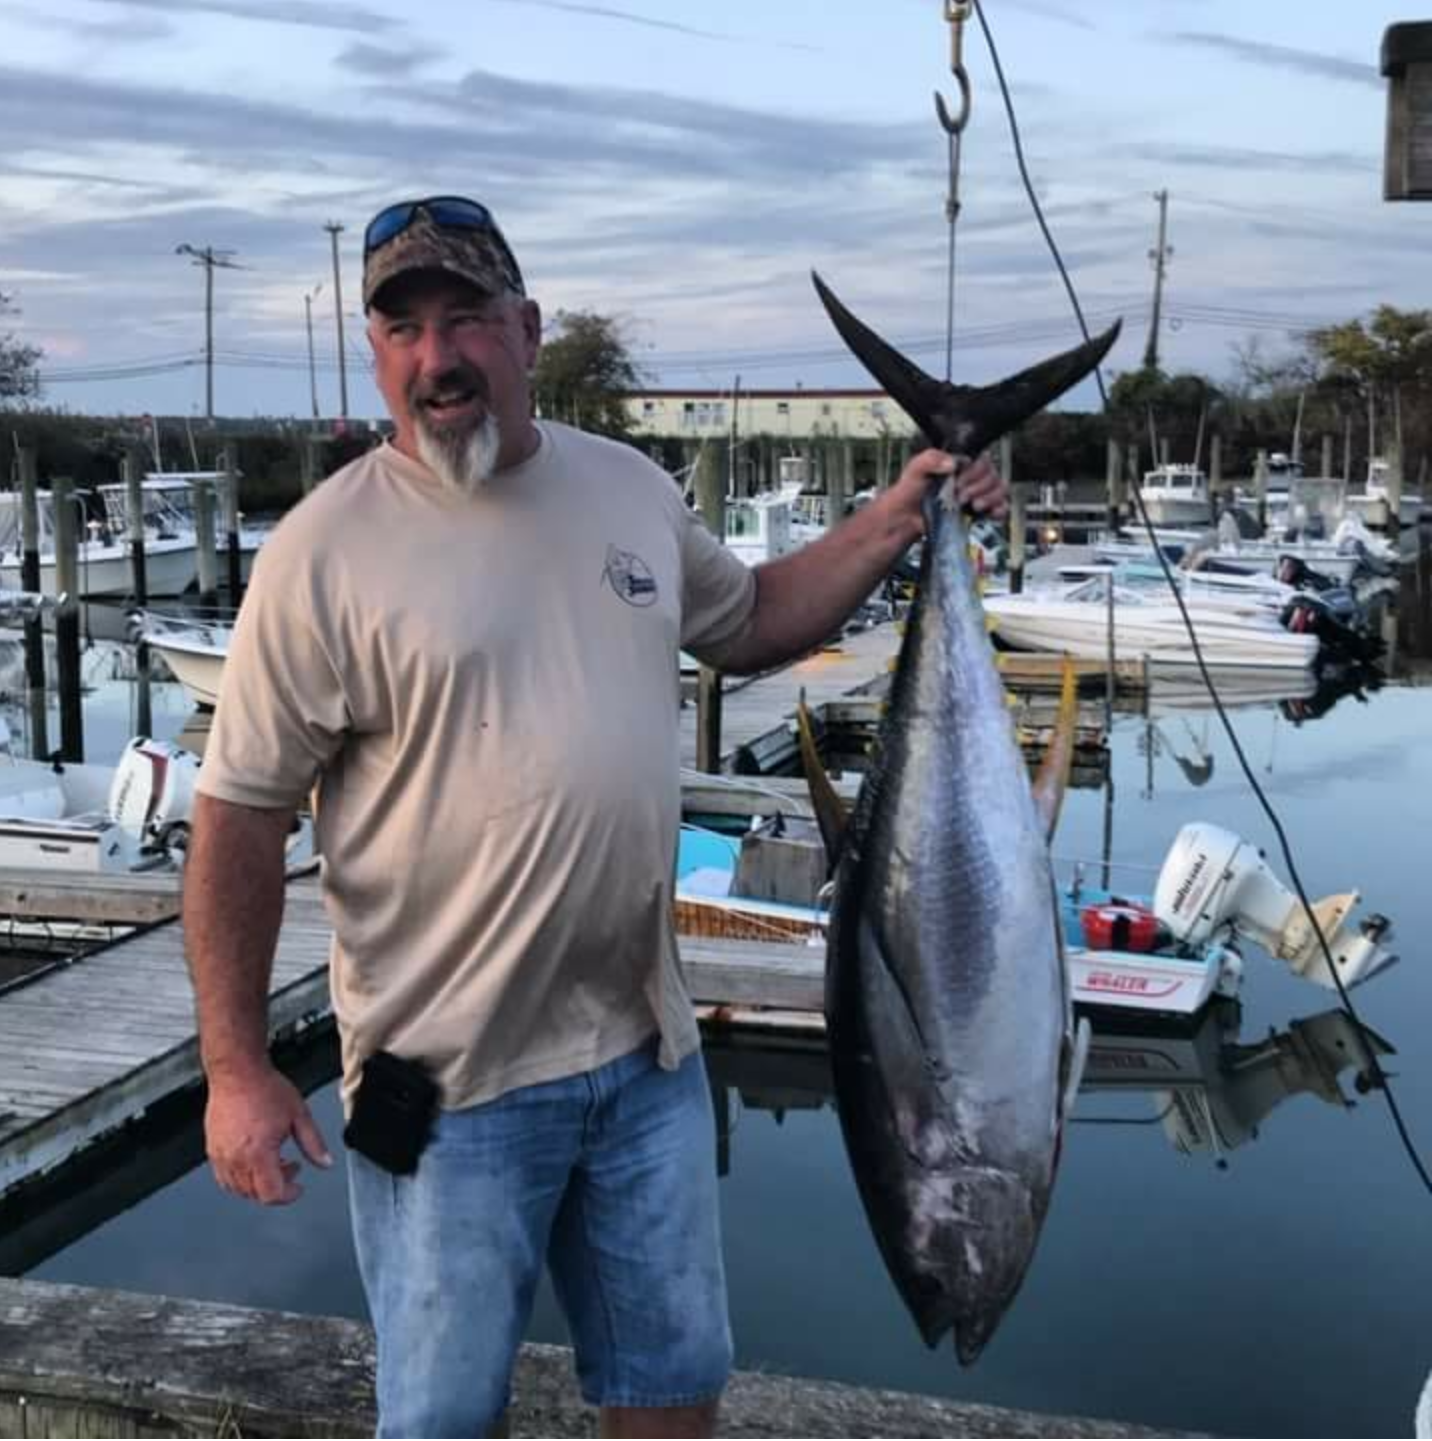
[197,422,757,1109]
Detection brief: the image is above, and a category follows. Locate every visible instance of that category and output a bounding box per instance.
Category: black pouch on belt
[343,1050,439,1175]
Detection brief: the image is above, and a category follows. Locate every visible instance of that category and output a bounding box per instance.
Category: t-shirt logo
[603,545,659,608]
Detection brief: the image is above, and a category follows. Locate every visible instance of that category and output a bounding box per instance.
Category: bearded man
[182,195,1007,1438]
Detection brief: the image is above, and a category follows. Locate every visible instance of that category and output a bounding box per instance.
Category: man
[184,195,1007,1439]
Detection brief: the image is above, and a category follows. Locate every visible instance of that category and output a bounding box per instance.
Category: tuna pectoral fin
[812,270,1120,457]
[1029,658,1078,841]
[796,692,848,872]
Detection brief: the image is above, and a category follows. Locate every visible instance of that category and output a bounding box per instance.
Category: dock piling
[219,448,244,605]
[16,445,49,759]
[50,475,83,762]
[192,476,219,614]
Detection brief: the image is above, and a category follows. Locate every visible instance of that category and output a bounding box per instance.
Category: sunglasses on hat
[363,196,503,250]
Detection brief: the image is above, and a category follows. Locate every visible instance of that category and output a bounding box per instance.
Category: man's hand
[888,448,1009,523]
[205,1062,333,1206]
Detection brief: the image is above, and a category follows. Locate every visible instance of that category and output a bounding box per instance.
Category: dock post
[1208,433,1224,514]
[219,448,244,607]
[1383,440,1405,536]
[122,450,148,611]
[192,477,219,614]
[693,440,727,774]
[1003,439,1026,594]
[51,475,84,763]
[1321,433,1335,481]
[1105,437,1124,531]
[16,445,49,760]
[122,450,152,738]
[300,435,319,495]
[1254,449,1269,534]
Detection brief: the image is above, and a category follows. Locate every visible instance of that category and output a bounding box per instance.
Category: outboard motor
[1280,593,1384,663]
[107,738,201,856]
[1152,822,1396,990]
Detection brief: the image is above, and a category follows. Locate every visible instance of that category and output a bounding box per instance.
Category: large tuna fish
[814,271,1119,1362]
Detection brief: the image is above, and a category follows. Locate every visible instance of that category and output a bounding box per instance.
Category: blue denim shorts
[348,1039,732,1437]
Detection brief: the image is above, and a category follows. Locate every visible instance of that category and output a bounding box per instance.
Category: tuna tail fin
[1029,658,1078,842]
[796,691,848,873]
[811,271,1121,457]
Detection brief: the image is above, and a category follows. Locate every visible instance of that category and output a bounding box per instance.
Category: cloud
[0,2,175,42]
[1164,32,1379,86]
[335,40,440,76]
[79,0,398,35]
[478,0,820,51]
[1117,141,1377,178]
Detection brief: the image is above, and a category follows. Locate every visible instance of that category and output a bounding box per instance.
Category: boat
[1344,458,1431,529]
[0,492,197,599]
[723,493,801,566]
[1138,463,1214,527]
[674,818,1396,1017]
[134,612,231,708]
[982,573,1321,670]
[100,473,270,583]
[0,726,199,873]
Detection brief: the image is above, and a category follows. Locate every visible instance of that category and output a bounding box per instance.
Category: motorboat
[100,473,270,582]
[674,818,1396,1017]
[134,612,231,708]
[983,573,1321,670]
[0,492,196,599]
[0,727,199,874]
[724,494,800,566]
[1344,458,1431,529]
[1137,463,1214,527]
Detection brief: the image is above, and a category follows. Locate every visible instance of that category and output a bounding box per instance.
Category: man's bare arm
[184,792,331,1205]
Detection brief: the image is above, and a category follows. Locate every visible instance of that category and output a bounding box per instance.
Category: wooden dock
[0,1276,1189,1438]
[0,884,331,1204]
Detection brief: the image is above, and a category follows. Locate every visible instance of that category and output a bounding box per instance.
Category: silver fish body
[825,490,1071,1363]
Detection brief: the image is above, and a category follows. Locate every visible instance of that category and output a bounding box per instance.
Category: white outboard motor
[1152,822,1396,990]
[107,738,201,854]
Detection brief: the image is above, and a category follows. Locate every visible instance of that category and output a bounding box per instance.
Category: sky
[0,0,1425,421]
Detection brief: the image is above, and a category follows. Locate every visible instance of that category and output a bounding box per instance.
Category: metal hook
[934,69,972,136]
[935,0,974,135]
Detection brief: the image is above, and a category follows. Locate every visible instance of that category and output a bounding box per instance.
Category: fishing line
[970,0,1432,1197]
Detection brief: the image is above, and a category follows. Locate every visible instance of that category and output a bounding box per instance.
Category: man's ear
[520,298,542,368]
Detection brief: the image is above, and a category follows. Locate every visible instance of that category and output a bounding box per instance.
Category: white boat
[0,729,199,874]
[136,613,231,708]
[1344,458,1431,529]
[1138,464,1214,526]
[0,492,196,598]
[724,493,800,566]
[675,819,1396,1017]
[983,573,1320,670]
[101,473,269,583]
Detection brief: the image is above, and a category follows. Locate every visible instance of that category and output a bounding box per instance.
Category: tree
[1306,304,1432,465]
[532,310,647,441]
[1106,366,1224,469]
[0,291,42,403]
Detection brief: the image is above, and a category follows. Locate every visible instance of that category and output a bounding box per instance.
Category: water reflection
[703,1000,1392,1175]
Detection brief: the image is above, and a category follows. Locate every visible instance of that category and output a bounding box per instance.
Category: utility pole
[304,282,323,420]
[175,243,241,419]
[324,222,350,419]
[1142,189,1172,372]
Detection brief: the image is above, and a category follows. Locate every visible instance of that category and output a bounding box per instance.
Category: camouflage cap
[362,205,526,309]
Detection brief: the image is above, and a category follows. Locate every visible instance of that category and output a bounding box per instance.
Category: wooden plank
[0,869,181,923]
[681,936,826,1011]
[0,1277,1185,1439]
